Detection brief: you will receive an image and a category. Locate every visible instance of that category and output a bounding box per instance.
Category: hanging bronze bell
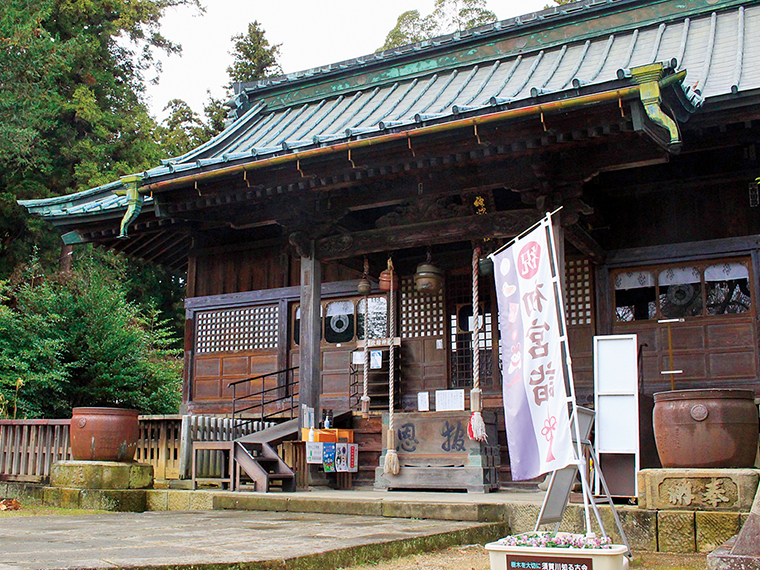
[478,256,493,277]
[379,259,399,291]
[357,277,372,295]
[414,262,443,294]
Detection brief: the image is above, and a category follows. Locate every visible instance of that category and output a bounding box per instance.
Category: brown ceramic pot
[653,389,758,468]
[70,407,140,462]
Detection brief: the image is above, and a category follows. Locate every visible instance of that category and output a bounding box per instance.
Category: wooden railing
[178,415,274,479]
[1,415,276,483]
[0,420,72,482]
[229,367,298,427]
[135,415,182,480]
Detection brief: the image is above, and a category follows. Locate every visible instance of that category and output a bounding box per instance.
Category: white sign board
[305,442,323,464]
[435,389,465,411]
[594,334,639,497]
[417,391,430,412]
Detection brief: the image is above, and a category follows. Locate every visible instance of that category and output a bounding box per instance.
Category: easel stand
[535,407,632,559]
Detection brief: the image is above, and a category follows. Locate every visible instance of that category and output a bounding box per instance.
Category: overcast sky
[145,0,547,120]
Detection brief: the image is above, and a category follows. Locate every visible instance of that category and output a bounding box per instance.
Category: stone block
[80,489,121,511]
[121,490,147,512]
[381,501,479,521]
[477,503,506,523]
[213,493,288,512]
[59,487,82,509]
[166,490,191,511]
[696,511,742,553]
[5,482,44,504]
[43,487,62,507]
[51,461,131,489]
[503,503,541,534]
[189,491,214,510]
[658,510,696,553]
[639,468,759,511]
[618,507,657,551]
[78,489,145,512]
[128,464,154,489]
[553,504,585,534]
[287,497,382,517]
[0,483,7,496]
[145,490,168,511]
[581,505,657,551]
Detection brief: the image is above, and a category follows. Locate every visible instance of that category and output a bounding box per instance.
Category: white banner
[492,215,574,480]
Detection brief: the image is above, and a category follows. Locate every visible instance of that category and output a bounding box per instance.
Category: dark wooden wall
[187,241,363,299]
[599,180,760,251]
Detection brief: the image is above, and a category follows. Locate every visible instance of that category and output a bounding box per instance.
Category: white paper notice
[417,391,430,411]
[306,442,323,464]
[370,350,383,369]
[435,389,465,411]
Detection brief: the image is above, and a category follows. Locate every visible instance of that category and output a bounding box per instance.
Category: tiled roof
[20,0,759,220]
[18,180,149,221]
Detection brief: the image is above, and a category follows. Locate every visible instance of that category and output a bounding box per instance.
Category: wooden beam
[563,224,606,265]
[315,210,540,261]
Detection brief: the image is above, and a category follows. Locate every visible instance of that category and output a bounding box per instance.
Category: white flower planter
[485,542,629,570]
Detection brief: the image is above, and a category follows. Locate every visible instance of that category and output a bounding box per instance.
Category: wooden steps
[235,441,295,492]
[351,413,383,487]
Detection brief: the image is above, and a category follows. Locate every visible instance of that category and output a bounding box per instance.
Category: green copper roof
[20,0,758,222]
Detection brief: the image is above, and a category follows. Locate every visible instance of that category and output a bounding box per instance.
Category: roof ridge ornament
[630,63,682,152]
[115,173,145,239]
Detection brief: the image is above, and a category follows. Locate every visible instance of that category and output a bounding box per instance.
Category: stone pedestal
[51,461,153,490]
[638,468,760,511]
[374,411,500,493]
[708,475,760,569]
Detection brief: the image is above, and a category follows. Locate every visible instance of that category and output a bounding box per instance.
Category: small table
[191,441,235,490]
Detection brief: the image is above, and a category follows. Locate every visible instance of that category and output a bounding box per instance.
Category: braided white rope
[361,294,370,415]
[388,263,395,429]
[469,246,487,442]
[384,259,400,474]
[472,246,480,395]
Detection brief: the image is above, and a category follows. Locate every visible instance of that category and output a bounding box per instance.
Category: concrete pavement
[0,509,508,570]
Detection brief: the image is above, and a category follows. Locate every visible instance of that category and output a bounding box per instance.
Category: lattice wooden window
[196,305,279,353]
[566,258,594,326]
[447,273,495,389]
[400,276,445,339]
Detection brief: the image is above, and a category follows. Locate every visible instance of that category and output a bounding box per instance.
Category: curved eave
[141,74,691,194]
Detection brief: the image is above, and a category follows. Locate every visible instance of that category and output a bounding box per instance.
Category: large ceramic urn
[70,407,140,462]
[653,389,758,468]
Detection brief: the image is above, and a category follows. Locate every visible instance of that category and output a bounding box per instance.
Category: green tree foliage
[154,99,211,158]
[0,0,201,278]
[154,93,231,158]
[0,249,181,418]
[380,10,438,50]
[227,20,283,84]
[125,259,186,350]
[380,0,497,51]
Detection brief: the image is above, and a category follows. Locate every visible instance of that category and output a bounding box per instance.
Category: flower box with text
[485,533,628,570]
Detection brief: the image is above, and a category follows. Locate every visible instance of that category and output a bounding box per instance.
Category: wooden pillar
[59,244,73,274]
[181,308,195,414]
[298,243,321,430]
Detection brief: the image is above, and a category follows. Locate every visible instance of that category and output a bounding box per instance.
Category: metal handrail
[228,367,299,429]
